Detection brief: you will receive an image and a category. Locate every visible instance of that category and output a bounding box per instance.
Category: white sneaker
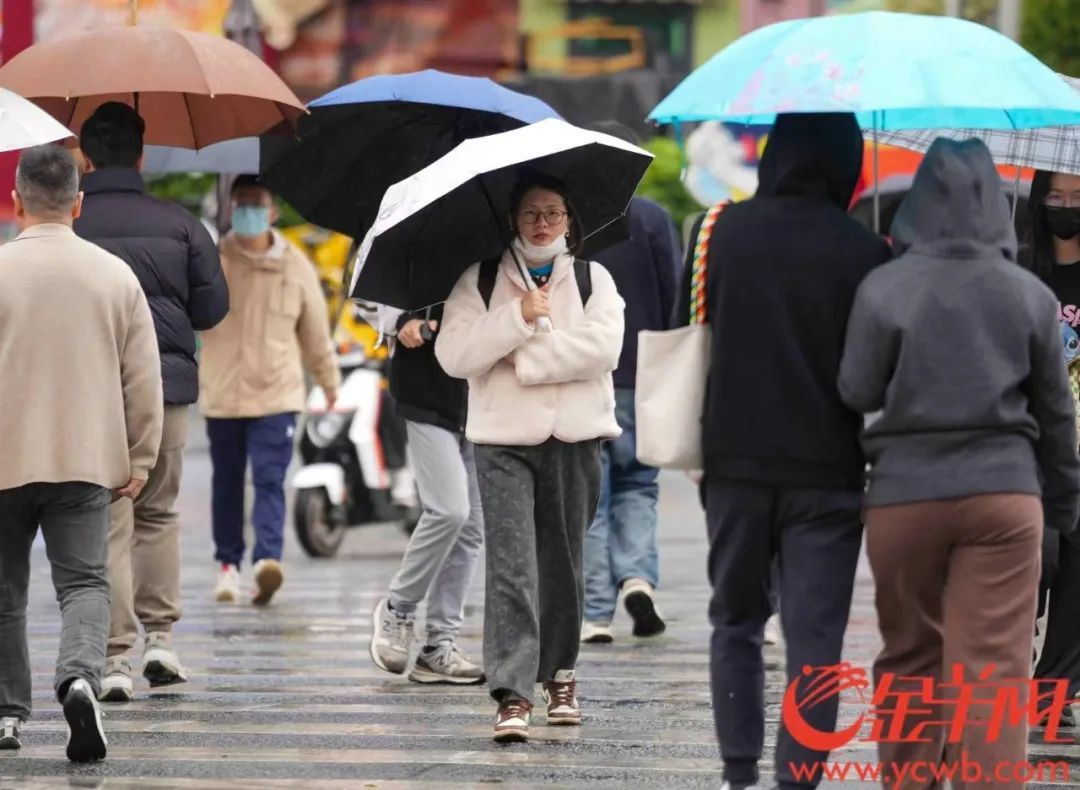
[408,640,485,685]
[214,564,241,603]
[63,679,107,763]
[252,559,284,606]
[764,614,781,646]
[493,697,532,743]
[542,669,582,726]
[142,633,187,687]
[622,578,666,637]
[369,597,414,674]
[0,717,20,750]
[98,657,134,703]
[581,621,614,644]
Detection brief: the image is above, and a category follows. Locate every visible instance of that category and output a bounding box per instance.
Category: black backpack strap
[573,258,592,306]
[477,256,501,309]
[480,256,591,309]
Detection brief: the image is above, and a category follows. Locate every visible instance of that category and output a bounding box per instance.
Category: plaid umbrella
[875,75,1080,175]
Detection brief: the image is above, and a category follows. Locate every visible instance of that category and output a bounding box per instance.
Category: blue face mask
[232,206,271,238]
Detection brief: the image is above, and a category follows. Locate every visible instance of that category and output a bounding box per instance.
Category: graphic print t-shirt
[1052,262,1080,366]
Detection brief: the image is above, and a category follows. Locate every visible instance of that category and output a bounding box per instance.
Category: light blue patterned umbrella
[649,12,1080,131]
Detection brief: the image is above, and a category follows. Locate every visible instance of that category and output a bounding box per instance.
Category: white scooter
[291,343,420,557]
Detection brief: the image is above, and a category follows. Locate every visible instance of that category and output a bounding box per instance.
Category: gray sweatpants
[388,420,484,644]
[0,482,112,721]
[476,439,602,703]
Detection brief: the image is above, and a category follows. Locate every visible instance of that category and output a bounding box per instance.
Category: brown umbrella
[0,25,305,149]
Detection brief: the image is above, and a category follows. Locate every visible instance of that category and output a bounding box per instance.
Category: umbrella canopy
[142,137,260,175]
[0,86,73,152]
[351,118,653,311]
[850,173,1031,238]
[260,69,561,237]
[0,26,305,148]
[648,12,1080,131]
[873,75,1080,175]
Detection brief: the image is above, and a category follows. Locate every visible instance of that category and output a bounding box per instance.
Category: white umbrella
[142,137,260,175]
[351,117,653,311]
[0,86,72,152]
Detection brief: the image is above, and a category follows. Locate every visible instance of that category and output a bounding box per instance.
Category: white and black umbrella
[351,118,653,310]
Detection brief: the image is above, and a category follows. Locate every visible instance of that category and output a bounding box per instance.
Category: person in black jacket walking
[677,113,891,790]
[75,102,229,703]
[367,303,485,686]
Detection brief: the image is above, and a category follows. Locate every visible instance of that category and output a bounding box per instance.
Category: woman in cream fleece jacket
[436,174,625,743]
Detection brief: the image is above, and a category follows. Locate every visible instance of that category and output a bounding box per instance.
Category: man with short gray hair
[0,145,163,762]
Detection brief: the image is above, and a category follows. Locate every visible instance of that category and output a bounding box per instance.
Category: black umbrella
[259,70,560,237]
[351,118,653,310]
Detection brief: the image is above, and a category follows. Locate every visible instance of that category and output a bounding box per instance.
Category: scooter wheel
[294,489,346,558]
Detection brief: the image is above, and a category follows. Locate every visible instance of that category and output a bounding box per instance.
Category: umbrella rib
[182,91,198,150]
[178,31,214,97]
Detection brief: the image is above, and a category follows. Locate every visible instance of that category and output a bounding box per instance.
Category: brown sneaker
[493,697,532,743]
[542,670,581,725]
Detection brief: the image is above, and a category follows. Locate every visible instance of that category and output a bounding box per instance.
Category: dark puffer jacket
[76,168,229,405]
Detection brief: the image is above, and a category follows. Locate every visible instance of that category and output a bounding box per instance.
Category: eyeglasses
[519,208,567,225]
[1045,192,1080,209]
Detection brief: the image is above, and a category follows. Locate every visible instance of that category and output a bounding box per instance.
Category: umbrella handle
[509,245,553,333]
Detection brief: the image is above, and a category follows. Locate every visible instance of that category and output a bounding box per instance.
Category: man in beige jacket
[0,147,163,762]
[200,175,340,606]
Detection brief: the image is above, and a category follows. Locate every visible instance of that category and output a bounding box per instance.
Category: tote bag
[635,202,726,470]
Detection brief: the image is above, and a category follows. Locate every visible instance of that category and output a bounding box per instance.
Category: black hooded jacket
[76,168,228,405]
[677,113,892,489]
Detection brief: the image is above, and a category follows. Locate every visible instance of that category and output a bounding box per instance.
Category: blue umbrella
[649,12,1080,131]
[260,69,561,236]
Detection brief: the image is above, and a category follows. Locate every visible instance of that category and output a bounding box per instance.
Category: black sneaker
[1038,701,1077,730]
[0,717,20,750]
[622,578,666,637]
[63,679,107,762]
[1061,704,1077,729]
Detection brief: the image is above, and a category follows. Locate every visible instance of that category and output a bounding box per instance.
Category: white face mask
[513,234,568,265]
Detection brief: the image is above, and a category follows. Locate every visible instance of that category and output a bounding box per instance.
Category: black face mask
[1046,206,1080,240]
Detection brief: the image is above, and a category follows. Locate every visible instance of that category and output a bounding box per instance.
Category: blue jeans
[584,388,660,623]
[207,413,296,567]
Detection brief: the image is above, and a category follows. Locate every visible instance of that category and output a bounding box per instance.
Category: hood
[891,138,1017,260]
[757,113,864,209]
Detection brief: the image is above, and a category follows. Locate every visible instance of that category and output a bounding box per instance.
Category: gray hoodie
[838,138,1080,533]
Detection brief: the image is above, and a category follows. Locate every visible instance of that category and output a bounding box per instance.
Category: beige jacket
[200,231,340,418]
[0,223,163,489]
[436,250,625,446]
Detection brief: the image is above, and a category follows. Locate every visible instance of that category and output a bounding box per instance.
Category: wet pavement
[2,414,1078,787]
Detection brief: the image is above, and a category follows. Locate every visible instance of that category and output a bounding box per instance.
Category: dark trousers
[475,439,602,704]
[704,479,863,789]
[0,483,112,721]
[1036,531,1080,699]
[207,413,296,568]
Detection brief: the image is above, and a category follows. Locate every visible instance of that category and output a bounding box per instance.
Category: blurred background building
[0,0,1074,227]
